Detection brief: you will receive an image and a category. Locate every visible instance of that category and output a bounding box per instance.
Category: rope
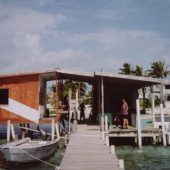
[18,148,61,170]
[57,122,70,135]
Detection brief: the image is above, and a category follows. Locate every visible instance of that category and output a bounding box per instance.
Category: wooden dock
[103,125,163,146]
[107,126,162,138]
[60,125,123,170]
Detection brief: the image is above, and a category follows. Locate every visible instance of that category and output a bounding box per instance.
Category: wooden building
[0,69,169,124]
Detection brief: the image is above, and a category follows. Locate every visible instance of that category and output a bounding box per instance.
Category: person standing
[79,102,86,121]
[121,98,129,129]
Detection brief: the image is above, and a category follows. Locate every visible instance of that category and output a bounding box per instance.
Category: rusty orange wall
[0,74,39,123]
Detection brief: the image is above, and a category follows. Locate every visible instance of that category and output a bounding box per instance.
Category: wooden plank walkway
[60,125,123,170]
[107,126,162,138]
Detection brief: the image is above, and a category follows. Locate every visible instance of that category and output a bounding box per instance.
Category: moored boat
[0,137,60,162]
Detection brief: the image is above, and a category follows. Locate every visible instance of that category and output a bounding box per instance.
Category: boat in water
[0,137,60,162]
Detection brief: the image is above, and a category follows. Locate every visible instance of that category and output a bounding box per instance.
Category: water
[0,124,66,170]
[116,146,170,170]
[0,139,65,170]
[1,124,170,170]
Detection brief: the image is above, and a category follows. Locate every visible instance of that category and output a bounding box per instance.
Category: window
[167,95,170,101]
[166,85,170,89]
[0,89,9,104]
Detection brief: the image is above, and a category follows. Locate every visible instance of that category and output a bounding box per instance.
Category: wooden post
[111,145,115,155]
[160,104,167,147]
[119,159,124,169]
[106,135,109,146]
[55,123,60,139]
[10,123,16,141]
[151,91,156,128]
[136,99,142,148]
[101,116,104,132]
[101,77,104,117]
[76,89,79,111]
[7,120,11,143]
[51,119,55,141]
[68,89,72,135]
[73,120,77,134]
[105,115,108,132]
[151,91,156,143]
[102,131,105,140]
[160,83,166,105]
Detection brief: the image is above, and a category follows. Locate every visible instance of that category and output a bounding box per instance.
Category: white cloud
[0,2,170,75]
[62,28,170,70]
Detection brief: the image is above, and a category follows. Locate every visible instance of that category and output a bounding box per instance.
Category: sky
[0,0,170,74]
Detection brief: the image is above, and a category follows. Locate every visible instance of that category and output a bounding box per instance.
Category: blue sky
[0,0,170,74]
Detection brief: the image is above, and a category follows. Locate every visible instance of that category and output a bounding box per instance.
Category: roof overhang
[0,69,169,88]
[56,69,94,84]
[95,72,164,88]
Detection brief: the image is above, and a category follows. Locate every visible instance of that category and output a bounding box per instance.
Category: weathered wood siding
[0,74,39,123]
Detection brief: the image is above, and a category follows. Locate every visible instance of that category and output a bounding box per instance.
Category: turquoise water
[1,123,170,170]
[1,142,170,170]
[116,146,170,170]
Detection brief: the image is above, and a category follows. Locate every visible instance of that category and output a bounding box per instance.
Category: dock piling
[106,135,109,146]
[160,104,167,147]
[10,123,16,141]
[119,159,124,169]
[136,99,142,148]
[51,119,55,141]
[105,115,108,132]
[111,145,115,155]
[7,120,11,143]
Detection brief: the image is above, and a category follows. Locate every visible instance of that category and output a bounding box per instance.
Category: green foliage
[155,97,161,106]
[119,63,134,75]
[147,61,170,79]
[140,98,151,109]
[62,80,87,100]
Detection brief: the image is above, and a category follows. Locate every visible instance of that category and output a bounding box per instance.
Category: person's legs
[83,112,85,120]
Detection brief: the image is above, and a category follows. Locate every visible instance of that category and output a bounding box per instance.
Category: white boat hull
[0,138,60,162]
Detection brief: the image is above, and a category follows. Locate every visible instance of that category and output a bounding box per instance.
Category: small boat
[0,137,60,162]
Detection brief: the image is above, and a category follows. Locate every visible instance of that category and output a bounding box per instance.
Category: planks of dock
[60,125,123,170]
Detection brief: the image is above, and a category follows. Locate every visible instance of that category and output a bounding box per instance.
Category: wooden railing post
[136,99,142,148]
[160,104,167,147]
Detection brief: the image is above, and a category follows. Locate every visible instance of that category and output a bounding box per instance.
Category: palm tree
[48,84,56,109]
[119,63,134,75]
[134,65,145,77]
[147,61,170,79]
[133,65,148,110]
[62,80,87,100]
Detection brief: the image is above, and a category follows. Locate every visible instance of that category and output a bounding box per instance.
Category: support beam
[7,120,11,143]
[136,99,142,148]
[10,123,16,141]
[101,116,104,132]
[55,123,60,139]
[68,89,72,135]
[160,83,166,105]
[101,77,104,117]
[51,118,55,141]
[105,115,108,132]
[160,104,167,147]
[105,136,109,146]
[111,145,115,155]
[119,159,124,169]
[151,91,156,128]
